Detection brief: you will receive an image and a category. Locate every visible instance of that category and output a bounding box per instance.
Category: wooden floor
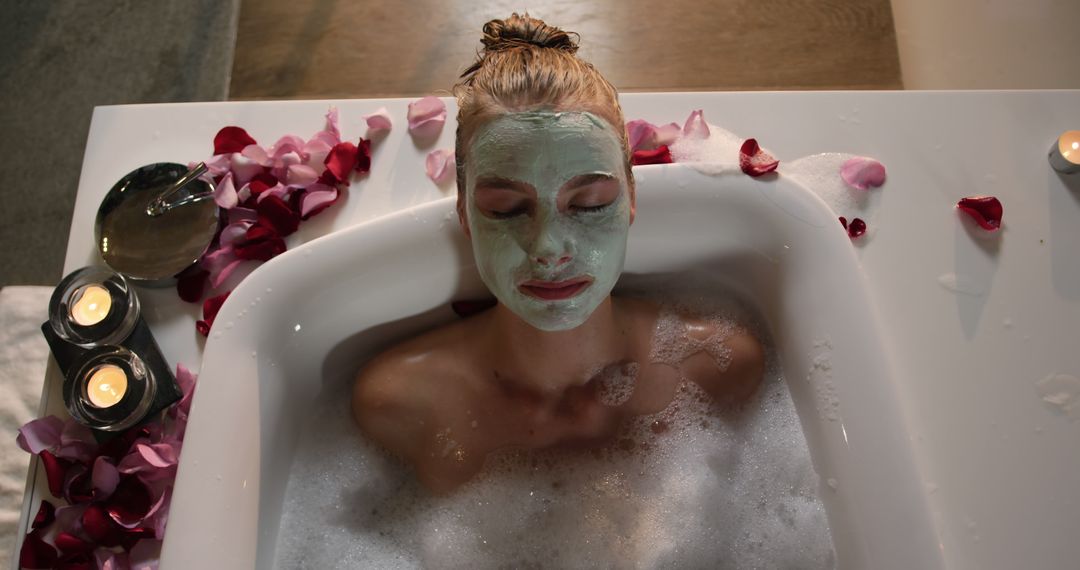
[230,0,902,99]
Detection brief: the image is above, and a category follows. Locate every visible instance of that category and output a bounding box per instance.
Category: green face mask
[464,111,632,331]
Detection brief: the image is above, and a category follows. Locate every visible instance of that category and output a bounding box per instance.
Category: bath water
[273,290,835,569]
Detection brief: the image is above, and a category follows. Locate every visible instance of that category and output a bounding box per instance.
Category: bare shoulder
[679,312,766,404]
[351,318,478,456]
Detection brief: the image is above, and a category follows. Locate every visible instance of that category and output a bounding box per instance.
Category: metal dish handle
[145,162,214,217]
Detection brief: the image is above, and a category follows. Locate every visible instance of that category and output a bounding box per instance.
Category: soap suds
[273,286,834,569]
[1035,373,1080,421]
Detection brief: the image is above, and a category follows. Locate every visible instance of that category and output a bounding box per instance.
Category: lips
[519,277,593,301]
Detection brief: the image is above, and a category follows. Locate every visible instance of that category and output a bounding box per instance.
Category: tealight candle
[69,284,112,326]
[1048,130,1080,174]
[86,364,128,408]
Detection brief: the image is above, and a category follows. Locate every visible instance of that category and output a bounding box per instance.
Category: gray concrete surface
[0,0,239,287]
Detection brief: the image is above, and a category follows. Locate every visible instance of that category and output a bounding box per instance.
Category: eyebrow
[473,176,534,194]
[563,172,617,191]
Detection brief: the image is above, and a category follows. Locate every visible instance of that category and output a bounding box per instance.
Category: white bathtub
[160,164,944,569]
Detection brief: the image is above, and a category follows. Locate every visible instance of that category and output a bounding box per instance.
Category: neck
[486,297,626,396]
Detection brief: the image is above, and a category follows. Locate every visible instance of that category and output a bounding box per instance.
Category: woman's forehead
[468,111,624,183]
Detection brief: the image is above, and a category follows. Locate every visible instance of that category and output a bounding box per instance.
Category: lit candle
[69,284,112,326]
[86,364,128,408]
[1048,130,1080,174]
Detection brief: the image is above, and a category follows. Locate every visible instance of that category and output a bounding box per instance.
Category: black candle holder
[42,267,183,439]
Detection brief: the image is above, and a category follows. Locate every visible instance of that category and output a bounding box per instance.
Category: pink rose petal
[200,246,243,290]
[171,363,197,421]
[425,149,455,185]
[229,153,264,187]
[407,96,447,139]
[95,549,130,570]
[363,106,393,136]
[16,416,64,455]
[92,456,120,499]
[310,107,342,148]
[57,419,97,462]
[957,196,1003,231]
[626,120,681,152]
[840,157,887,190]
[129,539,162,570]
[213,172,238,209]
[739,138,780,177]
[269,135,308,163]
[240,144,271,167]
[285,164,319,188]
[682,109,710,139]
[254,182,290,204]
[299,185,340,219]
[228,207,258,225]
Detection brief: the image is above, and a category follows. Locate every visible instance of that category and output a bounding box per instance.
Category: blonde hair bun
[480,13,579,55]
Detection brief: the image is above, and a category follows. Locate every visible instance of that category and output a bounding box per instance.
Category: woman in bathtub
[353,14,764,494]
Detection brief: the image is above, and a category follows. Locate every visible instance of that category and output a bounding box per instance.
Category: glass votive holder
[1048,130,1080,175]
[64,346,157,432]
[48,266,140,348]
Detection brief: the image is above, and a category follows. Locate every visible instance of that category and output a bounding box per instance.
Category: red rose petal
[839,216,848,230]
[83,504,118,544]
[234,225,287,261]
[848,218,867,238]
[175,266,209,303]
[739,138,780,177]
[196,291,231,336]
[355,138,372,174]
[324,141,359,183]
[31,500,55,530]
[451,298,498,318]
[40,450,66,497]
[120,527,157,552]
[957,196,1003,231]
[19,529,58,569]
[106,476,153,528]
[631,145,674,166]
[62,461,93,504]
[256,195,301,237]
[55,532,94,556]
[56,555,94,570]
[213,126,258,156]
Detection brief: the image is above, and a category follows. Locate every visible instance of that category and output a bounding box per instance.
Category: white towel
[0,286,52,564]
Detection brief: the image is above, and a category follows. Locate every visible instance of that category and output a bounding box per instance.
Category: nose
[531,222,572,267]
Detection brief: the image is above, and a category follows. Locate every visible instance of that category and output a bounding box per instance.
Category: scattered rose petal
[739,138,780,177]
[195,292,230,337]
[452,298,498,318]
[40,450,66,497]
[200,154,231,178]
[95,549,130,570]
[228,207,258,225]
[17,416,64,455]
[254,183,290,205]
[129,539,162,569]
[91,456,120,500]
[324,141,359,183]
[285,164,319,188]
[682,109,711,139]
[269,135,308,163]
[363,107,393,136]
[626,120,681,152]
[106,476,154,528]
[56,532,95,557]
[840,157,887,190]
[848,218,867,238]
[298,185,340,219]
[32,500,55,529]
[310,107,342,149]
[425,149,455,185]
[631,145,673,166]
[118,443,178,480]
[229,153,264,187]
[212,127,257,155]
[957,196,1003,231]
[219,222,253,248]
[233,226,286,261]
[57,419,97,463]
[19,529,58,569]
[212,172,237,209]
[256,195,301,237]
[175,266,209,303]
[200,246,243,290]
[62,462,93,504]
[170,364,197,422]
[303,139,333,169]
[407,96,447,139]
[355,138,372,175]
[838,216,867,239]
[240,143,271,167]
